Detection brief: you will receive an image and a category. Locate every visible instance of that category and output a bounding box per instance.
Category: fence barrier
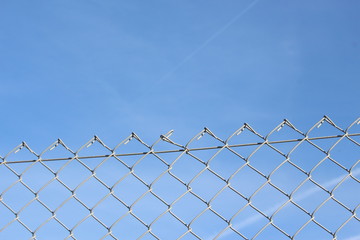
[0,116,359,239]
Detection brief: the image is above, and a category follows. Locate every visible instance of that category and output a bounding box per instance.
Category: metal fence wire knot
[0,116,359,239]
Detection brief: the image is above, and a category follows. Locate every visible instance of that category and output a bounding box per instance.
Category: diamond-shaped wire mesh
[1,116,360,240]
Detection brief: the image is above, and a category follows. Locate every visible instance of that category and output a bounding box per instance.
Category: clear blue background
[0,0,359,239]
[1,0,359,150]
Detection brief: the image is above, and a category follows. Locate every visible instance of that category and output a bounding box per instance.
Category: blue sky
[0,0,359,239]
[1,0,359,150]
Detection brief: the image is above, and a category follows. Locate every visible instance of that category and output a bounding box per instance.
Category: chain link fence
[0,116,359,240]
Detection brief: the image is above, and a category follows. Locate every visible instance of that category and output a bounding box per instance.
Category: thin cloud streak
[159,0,261,80]
[132,0,261,104]
[344,234,360,240]
[212,168,360,239]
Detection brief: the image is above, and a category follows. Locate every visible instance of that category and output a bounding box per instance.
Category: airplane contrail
[132,0,261,104]
[159,0,261,81]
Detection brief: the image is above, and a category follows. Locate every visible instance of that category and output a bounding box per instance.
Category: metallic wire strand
[3,133,360,165]
[1,117,359,240]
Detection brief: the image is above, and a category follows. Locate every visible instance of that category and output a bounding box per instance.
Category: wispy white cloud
[211,168,360,239]
[343,234,360,240]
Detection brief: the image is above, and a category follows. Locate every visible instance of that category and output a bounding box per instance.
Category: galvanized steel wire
[0,116,359,239]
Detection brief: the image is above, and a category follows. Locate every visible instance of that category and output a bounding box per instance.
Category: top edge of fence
[1,116,360,164]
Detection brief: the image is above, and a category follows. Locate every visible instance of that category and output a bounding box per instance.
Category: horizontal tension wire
[2,133,360,164]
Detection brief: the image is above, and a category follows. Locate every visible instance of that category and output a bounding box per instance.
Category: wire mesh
[1,116,359,240]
